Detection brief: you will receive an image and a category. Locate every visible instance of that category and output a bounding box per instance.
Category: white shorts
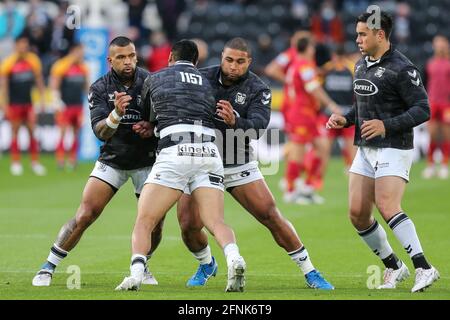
[145,142,224,193]
[90,161,152,195]
[223,161,264,190]
[184,161,264,194]
[349,147,413,182]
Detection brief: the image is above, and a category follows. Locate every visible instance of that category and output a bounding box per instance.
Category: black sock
[382,253,402,270]
[411,253,431,269]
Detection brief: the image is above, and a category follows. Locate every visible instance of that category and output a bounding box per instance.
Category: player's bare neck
[298,53,312,61]
[370,41,390,61]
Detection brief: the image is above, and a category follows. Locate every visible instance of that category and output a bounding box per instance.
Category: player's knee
[348,209,370,229]
[76,202,102,228]
[179,212,203,235]
[181,219,203,236]
[375,199,398,218]
[256,202,280,225]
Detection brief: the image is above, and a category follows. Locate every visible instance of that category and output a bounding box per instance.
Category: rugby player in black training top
[177,38,334,290]
[327,11,439,292]
[116,39,246,292]
[32,37,160,287]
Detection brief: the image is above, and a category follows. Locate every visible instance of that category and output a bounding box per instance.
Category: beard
[221,69,242,84]
[115,67,135,82]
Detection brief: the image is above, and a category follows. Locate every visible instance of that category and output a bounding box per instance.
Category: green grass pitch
[0,154,449,300]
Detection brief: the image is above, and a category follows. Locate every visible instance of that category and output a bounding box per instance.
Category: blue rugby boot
[305,270,334,290]
[186,256,218,287]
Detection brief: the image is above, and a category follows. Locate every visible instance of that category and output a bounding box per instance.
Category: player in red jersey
[266,31,312,134]
[266,31,324,199]
[422,35,450,179]
[0,34,46,176]
[283,35,340,204]
[50,43,89,170]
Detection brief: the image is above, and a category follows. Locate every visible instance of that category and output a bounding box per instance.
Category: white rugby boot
[377,262,410,289]
[10,162,23,176]
[32,269,53,287]
[225,256,246,292]
[411,266,440,293]
[421,165,436,179]
[142,266,158,285]
[115,276,142,291]
[31,162,47,176]
[437,166,448,179]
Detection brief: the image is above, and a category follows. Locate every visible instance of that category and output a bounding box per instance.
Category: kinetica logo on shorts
[353,79,378,96]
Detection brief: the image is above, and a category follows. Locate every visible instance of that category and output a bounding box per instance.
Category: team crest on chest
[374,67,386,78]
[235,92,247,105]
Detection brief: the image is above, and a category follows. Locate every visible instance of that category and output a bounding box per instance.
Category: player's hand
[361,119,386,140]
[114,91,132,116]
[132,121,154,138]
[216,100,236,127]
[326,113,347,129]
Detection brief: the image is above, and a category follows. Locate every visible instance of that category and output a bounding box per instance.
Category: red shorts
[6,104,35,123]
[316,113,355,139]
[328,126,355,139]
[287,115,319,144]
[56,106,83,127]
[430,102,450,124]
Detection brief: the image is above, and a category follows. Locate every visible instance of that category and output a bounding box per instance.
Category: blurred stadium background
[0,0,448,159]
[0,0,449,300]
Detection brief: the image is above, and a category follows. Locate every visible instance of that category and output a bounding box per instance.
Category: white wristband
[111,109,123,122]
[106,117,119,129]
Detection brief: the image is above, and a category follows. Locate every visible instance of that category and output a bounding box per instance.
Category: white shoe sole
[142,274,158,285]
[226,262,245,292]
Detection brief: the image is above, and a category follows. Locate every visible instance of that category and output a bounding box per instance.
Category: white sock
[47,243,68,267]
[192,245,212,265]
[388,212,424,258]
[223,243,240,267]
[130,254,146,281]
[358,220,394,259]
[288,246,315,275]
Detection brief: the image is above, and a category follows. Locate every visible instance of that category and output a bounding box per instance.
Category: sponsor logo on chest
[353,79,379,96]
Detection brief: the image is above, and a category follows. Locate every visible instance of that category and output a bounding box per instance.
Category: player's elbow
[418,103,431,124]
[264,64,283,82]
[264,63,276,77]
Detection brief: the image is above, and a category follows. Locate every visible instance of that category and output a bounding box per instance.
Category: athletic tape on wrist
[106,117,119,129]
[111,109,123,122]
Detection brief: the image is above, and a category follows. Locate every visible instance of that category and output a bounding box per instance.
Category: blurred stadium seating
[0,0,448,157]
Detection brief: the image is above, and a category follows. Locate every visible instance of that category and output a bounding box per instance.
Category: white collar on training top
[365,56,380,68]
[175,61,194,66]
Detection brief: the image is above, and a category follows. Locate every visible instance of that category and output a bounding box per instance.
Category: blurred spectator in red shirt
[311,0,344,45]
[422,35,450,179]
[146,31,171,72]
